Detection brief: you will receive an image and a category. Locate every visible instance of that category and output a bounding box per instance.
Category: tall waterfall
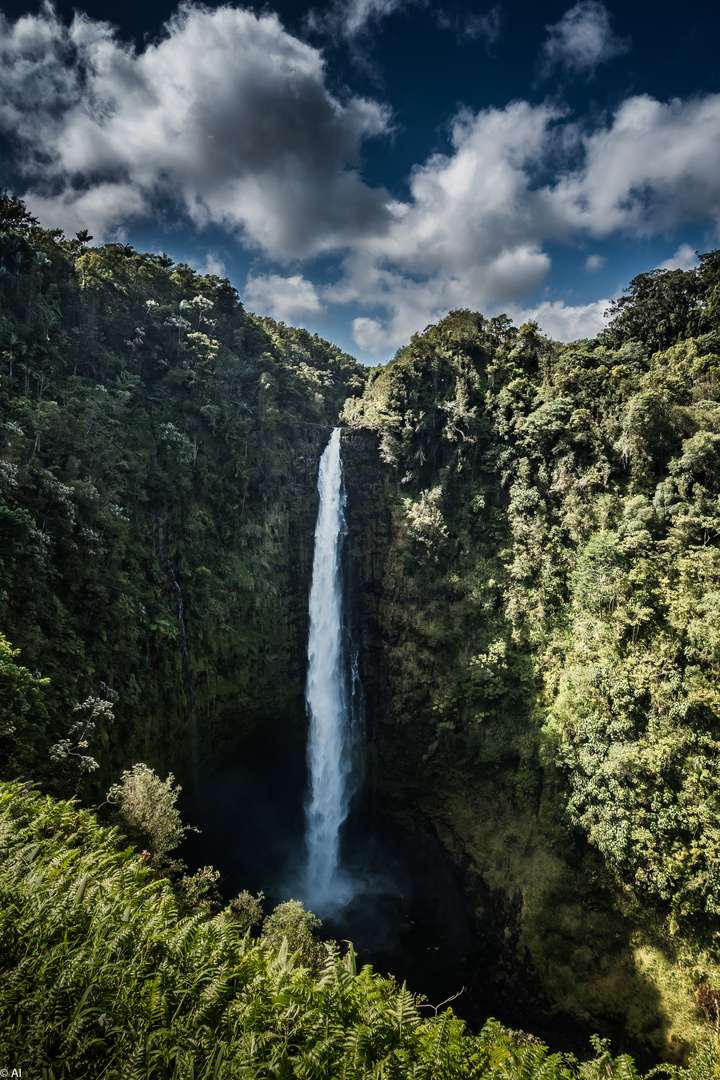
[304,428,358,910]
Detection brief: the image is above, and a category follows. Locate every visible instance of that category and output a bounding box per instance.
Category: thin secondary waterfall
[169,567,198,778]
[157,518,198,782]
[304,428,357,910]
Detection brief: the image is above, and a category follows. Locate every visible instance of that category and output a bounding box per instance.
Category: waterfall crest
[304,428,357,911]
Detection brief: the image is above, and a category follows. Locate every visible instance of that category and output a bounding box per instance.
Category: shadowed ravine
[183,730,657,1067]
[183,427,484,1015]
[183,737,478,1014]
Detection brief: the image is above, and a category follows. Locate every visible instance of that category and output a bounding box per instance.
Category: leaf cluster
[0,781,676,1079]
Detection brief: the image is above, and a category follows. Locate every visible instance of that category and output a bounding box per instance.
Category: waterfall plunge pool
[182,734,484,1022]
[182,740,654,1065]
[180,426,653,1065]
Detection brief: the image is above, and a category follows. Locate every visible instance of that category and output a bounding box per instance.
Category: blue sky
[1,0,719,363]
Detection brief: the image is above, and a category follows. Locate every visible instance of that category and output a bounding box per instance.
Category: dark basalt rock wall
[186,423,386,775]
[170,423,334,775]
[340,428,392,747]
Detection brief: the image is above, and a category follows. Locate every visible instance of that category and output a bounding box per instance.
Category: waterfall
[304,428,359,911]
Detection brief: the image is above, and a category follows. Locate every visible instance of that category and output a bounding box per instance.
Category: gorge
[1,196,720,1076]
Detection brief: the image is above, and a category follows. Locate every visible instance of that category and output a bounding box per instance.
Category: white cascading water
[304,428,355,910]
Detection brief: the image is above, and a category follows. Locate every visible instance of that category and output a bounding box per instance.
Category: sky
[1,0,719,364]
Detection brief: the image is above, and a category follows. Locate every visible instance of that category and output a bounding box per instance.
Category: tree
[106,763,189,860]
[49,694,115,792]
[0,633,49,777]
[0,190,39,233]
[603,267,702,353]
[262,899,324,971]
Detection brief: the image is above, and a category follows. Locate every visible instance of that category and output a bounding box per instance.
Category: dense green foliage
[344,296,720,1052]
[346,307,720,917]
[0,193,366,784]
[602,253,720,354]
[0,781,688,1078]
[3,192,720,1069]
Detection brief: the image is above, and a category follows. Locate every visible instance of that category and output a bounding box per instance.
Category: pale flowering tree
[49,693,115,793]
[106,763,189,860]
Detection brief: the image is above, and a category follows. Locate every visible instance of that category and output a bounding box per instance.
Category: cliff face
[188,422,330,768]
[341,428,392,746]
[0,225,367,793]
[338,437,687,1063]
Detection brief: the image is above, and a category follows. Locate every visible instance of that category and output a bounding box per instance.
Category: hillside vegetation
[2,191,720,1071]
[343,260,720,1058]
[0,779,704,1078]
[0,192,365,788]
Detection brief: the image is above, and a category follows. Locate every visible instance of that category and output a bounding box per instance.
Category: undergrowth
[1,782,716,1078]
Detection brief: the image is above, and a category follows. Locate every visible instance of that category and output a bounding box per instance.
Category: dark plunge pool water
[181,722,487,1015]
[180,722,658,1070]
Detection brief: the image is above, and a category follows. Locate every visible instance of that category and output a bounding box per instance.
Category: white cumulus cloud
[244,273,328,324]
[539,1,630,79]
[656,243,700,271]
[510,299,610,342]
[329,92,720,352]
[198,253,227,278]
[549,94,720,237]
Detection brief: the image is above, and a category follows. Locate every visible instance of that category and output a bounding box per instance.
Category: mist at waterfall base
[184,736,641,1058]
[184,738,481,1018]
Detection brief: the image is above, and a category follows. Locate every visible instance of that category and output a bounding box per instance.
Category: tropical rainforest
[1,189,720,1078]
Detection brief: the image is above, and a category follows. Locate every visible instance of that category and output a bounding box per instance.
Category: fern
[0,782,680,1080]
